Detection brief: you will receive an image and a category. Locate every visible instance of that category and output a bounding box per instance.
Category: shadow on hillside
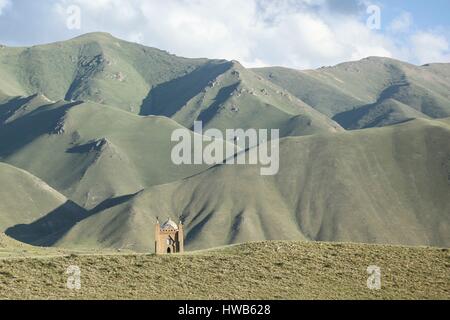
[139,61,232,117]
[184,211,215,245]
[0,95,36,123]
[333,82,413,129]
[197,83,240,126]
[5,201,88,246]
[0,101,82,158]
[89,192,140,215]
[5,192,141,247]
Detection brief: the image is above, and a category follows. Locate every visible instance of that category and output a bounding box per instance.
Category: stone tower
[155,218,184,254]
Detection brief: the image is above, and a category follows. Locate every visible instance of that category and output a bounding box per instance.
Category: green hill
[141,60,342,136]
[0,33,341,138]
[2,35,449,134]
[0,241,448,300]
[0,233,43,258]
[254,57,450,129]
[0,233,55,258]
[0,34,449,254]
[0,163,87,245]
[333,98,431,129]
[0,32,207,113]
[0,232,33,250]
[0,96,217,208]
[51,118,450,252]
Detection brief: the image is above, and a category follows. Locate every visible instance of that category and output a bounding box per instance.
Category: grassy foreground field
[0,241,448,300]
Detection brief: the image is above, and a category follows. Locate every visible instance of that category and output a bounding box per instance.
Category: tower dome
[161,219,179,230]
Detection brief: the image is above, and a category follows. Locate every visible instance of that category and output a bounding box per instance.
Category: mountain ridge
[50,117,450,252]
[0,33,449,252]
[254,56,450,129]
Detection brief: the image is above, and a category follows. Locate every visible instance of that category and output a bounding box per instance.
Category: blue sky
[0,0,448,69]
[377,0,450,30]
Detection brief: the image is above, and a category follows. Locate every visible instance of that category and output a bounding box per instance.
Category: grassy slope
[0,34,449,254]
[0,233,33,249]
[0,163,86,236]
[253,65,365,117]
[0,97,216,209]
[0,88,338,211]
[0,241,448,300]
[0,32,207,113]
[0,33,341,138]
[55,118,450,252]
[333,98,431,129]
[254,57,450,128]
[0,233,61,258]
[142,60,343,137]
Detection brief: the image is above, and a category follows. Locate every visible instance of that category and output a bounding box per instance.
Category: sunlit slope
[0,32,208,113]
[0,233,40,257]
[255,57,450,128]
[2,34,449,133]
[1,34,449,253]
[142,60,343,136]
[56,118,450,252]
[253,65,364,117]
[0,232,63,258]
[1,241,448,300]
[0,89,9,101]
[0,163,86,239]
[0,97,212,208]
[0,233,29,249]
[0,33,342,137]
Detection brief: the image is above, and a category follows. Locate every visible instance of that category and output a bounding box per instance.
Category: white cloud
[0,0,441,68]
[389,12,413,34]
[50,0,398,69]
[411,31,450,64]
[0,0,11,15]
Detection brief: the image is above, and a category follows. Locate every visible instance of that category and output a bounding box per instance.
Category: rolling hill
[140,59,342,136]
[0,32,342,138]
[0,233,43,258]
[48,118,450,252]
[0,95,217,209]
[0,163,86,244]
[2,34,449,135]
[254,57,450,129]
[0,33,449,254]
[0,233,30,250]
[0,32,207,112]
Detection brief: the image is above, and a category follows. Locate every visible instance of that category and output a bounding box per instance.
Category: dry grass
[0,241,449,300]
